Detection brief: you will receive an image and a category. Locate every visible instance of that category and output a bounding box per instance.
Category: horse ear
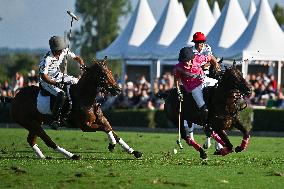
[101,56,108,67]
[218,57,223,64]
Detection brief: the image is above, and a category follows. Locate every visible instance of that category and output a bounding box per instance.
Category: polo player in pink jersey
[174,47,219,121]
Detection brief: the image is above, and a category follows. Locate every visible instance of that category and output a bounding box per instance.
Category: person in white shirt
[39,36,85,127]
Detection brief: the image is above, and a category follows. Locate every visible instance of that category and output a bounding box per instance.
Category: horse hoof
[108,143,115,152]
[132,151,143,158]
[71,155,81,160]
[235,146,243,153]
[220,147,233,156]
[213,149,222,155]
[199,148,207,160]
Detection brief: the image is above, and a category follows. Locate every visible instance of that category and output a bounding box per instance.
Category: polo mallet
[61,11,79,81]
[176,94,183,149]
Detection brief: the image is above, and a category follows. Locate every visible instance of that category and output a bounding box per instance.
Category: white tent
[125,0,186,60]
[96,0,156,60]
[246,0,256,22]
[218,0,284,88]
[158,0,216,60]
[207,0,248,53]
[212,1,221,20]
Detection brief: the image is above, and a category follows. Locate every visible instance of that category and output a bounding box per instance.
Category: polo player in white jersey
[39,36,85,128]
[191,32,222,151]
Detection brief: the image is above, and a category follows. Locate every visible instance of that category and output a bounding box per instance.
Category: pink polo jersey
[174,54,211,92]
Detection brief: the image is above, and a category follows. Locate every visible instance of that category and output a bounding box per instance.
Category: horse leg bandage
[118,138,134,154]
[32,144,45,159]
[211,131,226,146]
[240,135,250,149]
[55,146,74,158]
[186,138,201,151]
[107,131,117,145]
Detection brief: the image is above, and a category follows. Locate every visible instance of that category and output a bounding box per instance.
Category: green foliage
[73,0,131,63]
[273,3,284,26]
[0,128,283,189]
[178,0,225,15]
[0,53,39,83]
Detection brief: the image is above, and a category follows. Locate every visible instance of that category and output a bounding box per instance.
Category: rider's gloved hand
[177,90,183,102]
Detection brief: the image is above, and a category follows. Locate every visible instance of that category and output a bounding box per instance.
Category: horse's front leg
[233,118,250,153]
[214,129,234,156]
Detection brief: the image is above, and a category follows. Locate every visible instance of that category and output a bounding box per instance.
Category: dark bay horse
[10,57,142,159]
[165,63,251,159]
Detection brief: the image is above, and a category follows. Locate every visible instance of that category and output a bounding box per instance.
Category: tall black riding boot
[50,91,66,129]
[199,104,209,123]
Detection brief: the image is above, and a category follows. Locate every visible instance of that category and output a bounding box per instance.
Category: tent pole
[121,59,126,91]
[150,59,160,92]
[277,60,282,91]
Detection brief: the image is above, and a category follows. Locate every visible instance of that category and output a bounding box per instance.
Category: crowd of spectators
[0,70,38,97]
[1,69,284,109]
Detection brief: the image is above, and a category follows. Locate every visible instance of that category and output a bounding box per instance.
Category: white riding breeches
[191,84,205,108]
[40,73,78,96]
[204,76,218,87]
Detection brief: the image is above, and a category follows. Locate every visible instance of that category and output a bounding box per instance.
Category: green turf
[0,128,283,189]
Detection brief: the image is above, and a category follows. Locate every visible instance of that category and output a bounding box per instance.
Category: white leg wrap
[32,144,45,159]
[55,146,74,158]
[118,138,134,154]
[215,142,223,150]
[107,131,117,145]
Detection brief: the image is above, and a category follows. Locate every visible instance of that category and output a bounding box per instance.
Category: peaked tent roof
[212,1,221,20]
[218,0,284,61]
[96,0,156,59]
[246,0,256,22]
[125,0,187,60]
[158,0,216,60]
[207,0,248,52]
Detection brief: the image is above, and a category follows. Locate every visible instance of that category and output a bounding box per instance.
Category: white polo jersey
[39,48,76,81]
[192,44,212,56]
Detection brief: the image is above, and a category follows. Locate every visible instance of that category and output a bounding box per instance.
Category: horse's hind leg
[34,126,79,159]
[182,122,207,160]
[233,118,250,153]
[27,131,45,159]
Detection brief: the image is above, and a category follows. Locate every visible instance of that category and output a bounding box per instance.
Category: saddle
[37,84,72,117]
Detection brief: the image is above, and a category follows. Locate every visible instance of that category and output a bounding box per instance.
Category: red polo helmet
[191,32,206,42]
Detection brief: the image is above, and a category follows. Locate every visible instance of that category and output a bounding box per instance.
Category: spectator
[13,72,24,92]
[27,70,39,86]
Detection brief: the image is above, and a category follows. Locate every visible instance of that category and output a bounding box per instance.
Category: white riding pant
[191,84,205,108]
[204,76,218,87]
[40,73,78,96]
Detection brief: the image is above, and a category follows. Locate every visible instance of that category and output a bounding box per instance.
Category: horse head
[220,61,251,97]
[80,57,121,96]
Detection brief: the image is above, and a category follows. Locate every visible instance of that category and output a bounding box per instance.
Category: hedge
[253,109,284,132]
[1,103,284,132]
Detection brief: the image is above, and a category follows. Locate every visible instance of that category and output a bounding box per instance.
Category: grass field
[0,128,283,189]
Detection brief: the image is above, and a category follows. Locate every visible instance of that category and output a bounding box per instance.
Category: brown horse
[164,62,251,159]
[10,57,142,159]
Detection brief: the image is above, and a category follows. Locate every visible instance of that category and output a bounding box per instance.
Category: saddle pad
[37,92,52,115]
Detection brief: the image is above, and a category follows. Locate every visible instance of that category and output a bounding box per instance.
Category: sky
[0,0,284,49]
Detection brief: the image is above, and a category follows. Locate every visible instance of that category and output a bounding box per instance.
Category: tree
[273,3,284,27]
[73,0,130,62]
[178,0,225,15]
